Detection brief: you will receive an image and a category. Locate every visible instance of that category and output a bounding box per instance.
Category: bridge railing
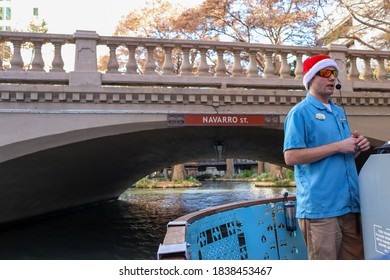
[0,30,389,92]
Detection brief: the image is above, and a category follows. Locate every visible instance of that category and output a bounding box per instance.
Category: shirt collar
[306,92,334,110]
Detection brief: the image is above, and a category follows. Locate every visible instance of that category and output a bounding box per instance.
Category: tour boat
[157,141,390,260]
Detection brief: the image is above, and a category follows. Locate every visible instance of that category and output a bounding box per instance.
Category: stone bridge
[0,30,389,224]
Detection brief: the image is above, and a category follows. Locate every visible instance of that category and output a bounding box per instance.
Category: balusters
[231,48,243,77]
[362,56,374,80]
[377,56,387,81]
[347,55,360,80]
[197,47,211,76]
[279,51,291,79]
[30,40,45,71]
[107,44,119,73]
[161,45,176,75]
[51,41,65,72]
[9,39,24,71]
[247,49,259,77]
[144,44,158,75]
[125,44,138,74]
[214,47,227,77]
[294,52,304,79]
[4,38,68,72]
[0,31,388,90]
[179,45,192,76]
[263,50,276,78]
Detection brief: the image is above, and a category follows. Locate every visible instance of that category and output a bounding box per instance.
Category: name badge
[315,113,326,120]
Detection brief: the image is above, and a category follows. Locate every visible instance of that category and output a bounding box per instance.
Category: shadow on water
[0,181,295,260]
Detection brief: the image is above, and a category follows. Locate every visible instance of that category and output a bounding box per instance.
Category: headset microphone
[336,77,346,115]
[336,78,342,90]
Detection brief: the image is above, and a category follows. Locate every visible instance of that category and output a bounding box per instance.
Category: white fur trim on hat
[303,58,340,91]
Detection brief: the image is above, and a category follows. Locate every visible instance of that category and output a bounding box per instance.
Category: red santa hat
[303,55,340,90]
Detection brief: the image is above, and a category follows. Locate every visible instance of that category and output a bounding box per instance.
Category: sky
[15,0,205,35]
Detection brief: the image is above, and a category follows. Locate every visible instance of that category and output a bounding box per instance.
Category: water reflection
[0,181,294,260]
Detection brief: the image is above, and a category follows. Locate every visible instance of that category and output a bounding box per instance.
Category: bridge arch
[0,123,288,224]
[0,109,384,225]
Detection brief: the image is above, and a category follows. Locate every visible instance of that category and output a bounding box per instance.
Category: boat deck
[158,197,308,260]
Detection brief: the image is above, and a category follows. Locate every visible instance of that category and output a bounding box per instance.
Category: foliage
[135,175,200,188]
[114,0,181,39]
[0,43,12,69]
[255,170,295,187]
[174,176,200,184]
[273,178,294,187]
[186,176,200,184]
[105,0,333,73]
[105,0,182,73]
[284,169,294,180]
[174,0,323,45]
[27,19,48,33]
[320,0,390,50]
[135,177,157,188]
[114,0,329,45]
[256,172,271,182]
[102,0,388,76]
[237,169,257,178]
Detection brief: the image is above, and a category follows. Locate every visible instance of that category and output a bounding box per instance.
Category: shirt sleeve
[283,109,308,152]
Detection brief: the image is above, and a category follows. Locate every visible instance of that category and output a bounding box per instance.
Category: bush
[284,169,294,180]
[256,172,271,182]
[186,176,200,183]
[135,177,156,188]
[176,176,199,184]
[238,169,256,178]
[273,179,293,187]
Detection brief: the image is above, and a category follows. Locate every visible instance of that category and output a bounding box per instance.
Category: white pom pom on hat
[302,55,340,90]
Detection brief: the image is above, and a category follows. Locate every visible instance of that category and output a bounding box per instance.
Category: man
[283,55,370,260]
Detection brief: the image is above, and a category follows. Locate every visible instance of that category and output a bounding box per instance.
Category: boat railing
[157,196,308,260]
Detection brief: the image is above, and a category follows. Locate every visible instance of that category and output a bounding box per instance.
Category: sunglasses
[316,69,339,78]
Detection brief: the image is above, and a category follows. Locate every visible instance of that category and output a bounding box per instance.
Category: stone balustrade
[0,30,389,92]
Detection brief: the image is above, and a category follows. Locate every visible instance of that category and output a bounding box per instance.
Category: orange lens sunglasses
[316,69,339,78]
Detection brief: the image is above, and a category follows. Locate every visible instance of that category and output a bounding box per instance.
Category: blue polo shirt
[283,93,360,219]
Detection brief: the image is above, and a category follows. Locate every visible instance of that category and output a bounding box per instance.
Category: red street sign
[184,114,265,126]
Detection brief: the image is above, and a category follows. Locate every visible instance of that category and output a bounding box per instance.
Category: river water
[0,181,295,260]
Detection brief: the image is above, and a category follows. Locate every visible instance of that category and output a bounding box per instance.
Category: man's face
[309,67,338,101]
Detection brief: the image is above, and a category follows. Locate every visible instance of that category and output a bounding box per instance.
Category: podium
[359,153,390,259]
